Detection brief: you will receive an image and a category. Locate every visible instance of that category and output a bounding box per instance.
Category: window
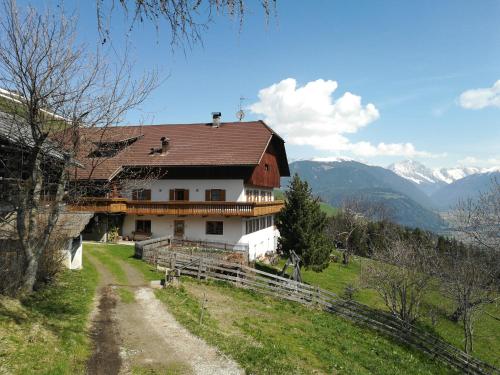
[132,189,151,200]
[205,189,226,201]
[260,191,267,201]
[264,163,270,171]
[135,220,151,234]
[245,216,274,234]
[169,189,189,201]
[206,221,223,235]
[266,216,273,227]
[246,189,253,202]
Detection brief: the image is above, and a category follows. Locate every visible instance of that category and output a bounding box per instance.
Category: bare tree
[438,247,499,353]
[362,234,435,325]
[328,197,392,265]
[452,178,500,252]
[96,0,277,46]
[0,0,156,294]
[440,180,500,353]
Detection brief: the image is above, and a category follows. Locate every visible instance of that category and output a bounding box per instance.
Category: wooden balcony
[68,198,284,217]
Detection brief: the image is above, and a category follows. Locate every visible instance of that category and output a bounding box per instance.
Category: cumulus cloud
[250,78,435,158]
[459,80,500,109]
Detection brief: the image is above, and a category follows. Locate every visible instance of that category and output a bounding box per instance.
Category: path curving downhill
[85,248,243,375]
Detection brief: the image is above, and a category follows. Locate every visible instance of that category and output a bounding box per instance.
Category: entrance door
[174,220,185,238]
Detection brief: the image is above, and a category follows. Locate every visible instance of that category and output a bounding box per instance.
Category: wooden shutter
[169,189,174,200]
[220,190,226,201]
[184,189,189,201]
[145,189,151,200]
[205,190,211,201]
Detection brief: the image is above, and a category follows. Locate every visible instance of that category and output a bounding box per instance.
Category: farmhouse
[70,114,290,260]
[0,111,91,271]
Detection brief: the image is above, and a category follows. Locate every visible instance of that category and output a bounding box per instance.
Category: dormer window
[88,136,140,158]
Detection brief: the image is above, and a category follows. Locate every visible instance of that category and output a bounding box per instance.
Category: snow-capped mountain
[388,160,499,185]
[432,166,482,184]
[388,160,441,185]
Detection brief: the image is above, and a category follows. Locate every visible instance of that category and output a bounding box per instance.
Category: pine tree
[276,174,331,271]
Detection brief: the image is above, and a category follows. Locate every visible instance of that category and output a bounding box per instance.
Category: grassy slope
[0,253,98,374]
[156,279,454,375]
[100,244,456,374]
[279,255,500,367]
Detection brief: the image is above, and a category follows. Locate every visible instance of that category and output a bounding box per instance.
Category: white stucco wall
[121,179,276,203]
[122,179,247,201]
[62,239,82,270]
[122,214,278,260]
[123,215,244,244]
[239,226,279,260]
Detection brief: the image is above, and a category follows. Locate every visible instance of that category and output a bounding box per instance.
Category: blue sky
[21,1,500,168]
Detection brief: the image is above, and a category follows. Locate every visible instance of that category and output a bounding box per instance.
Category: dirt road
[85,252,243,375]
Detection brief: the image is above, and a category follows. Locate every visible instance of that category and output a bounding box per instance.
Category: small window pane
[136,220,151,233]
[206,221,223,235]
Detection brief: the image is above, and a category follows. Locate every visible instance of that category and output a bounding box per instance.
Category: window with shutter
[171,189,189,201]
[205,189,226,201]
[132,189,151,200]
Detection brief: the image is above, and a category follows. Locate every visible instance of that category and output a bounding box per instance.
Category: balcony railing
[68,198,284,217]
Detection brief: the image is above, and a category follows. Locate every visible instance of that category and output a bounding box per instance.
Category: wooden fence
[135,237,249,263]
[143,250,499,375]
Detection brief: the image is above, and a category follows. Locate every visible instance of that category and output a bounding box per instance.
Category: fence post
[197,258,203,279]
[172,253,177,270]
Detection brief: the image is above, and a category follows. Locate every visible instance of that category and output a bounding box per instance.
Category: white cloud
[250,78,437,158]
[311,156,354,162]
[459,80,500,109]
[458,156,500,167]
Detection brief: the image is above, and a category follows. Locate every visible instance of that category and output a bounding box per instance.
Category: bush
[107,226,120,243]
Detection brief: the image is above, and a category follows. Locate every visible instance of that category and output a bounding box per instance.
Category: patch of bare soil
[86,285,122,375]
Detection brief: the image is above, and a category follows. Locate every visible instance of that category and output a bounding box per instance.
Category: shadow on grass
[255,261,279,274]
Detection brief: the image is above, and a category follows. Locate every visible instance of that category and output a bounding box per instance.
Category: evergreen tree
[276,174,331,271]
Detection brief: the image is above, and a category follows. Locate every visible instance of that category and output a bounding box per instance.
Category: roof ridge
[114,120,264,128]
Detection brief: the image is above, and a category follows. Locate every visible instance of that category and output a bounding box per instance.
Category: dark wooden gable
[246,142,281,188]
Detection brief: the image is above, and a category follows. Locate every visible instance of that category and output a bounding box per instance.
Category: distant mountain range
[282,159,499,232]
[388,160,500,206]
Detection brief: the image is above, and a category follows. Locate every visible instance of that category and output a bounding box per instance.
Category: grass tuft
[0,252,98,374]
[118,287,135,304]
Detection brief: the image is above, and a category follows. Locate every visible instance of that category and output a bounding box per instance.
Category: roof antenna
[236,96,246,121]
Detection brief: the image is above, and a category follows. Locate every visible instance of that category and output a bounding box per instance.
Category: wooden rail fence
[143,250,499,375]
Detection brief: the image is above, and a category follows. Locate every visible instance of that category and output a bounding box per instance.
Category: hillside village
[0,1,499,375]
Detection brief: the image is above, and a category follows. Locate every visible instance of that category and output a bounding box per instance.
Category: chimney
[160,137,170,153]
[211,112,221,128]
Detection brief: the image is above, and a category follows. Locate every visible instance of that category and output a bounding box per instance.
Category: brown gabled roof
[72,120,289,180]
